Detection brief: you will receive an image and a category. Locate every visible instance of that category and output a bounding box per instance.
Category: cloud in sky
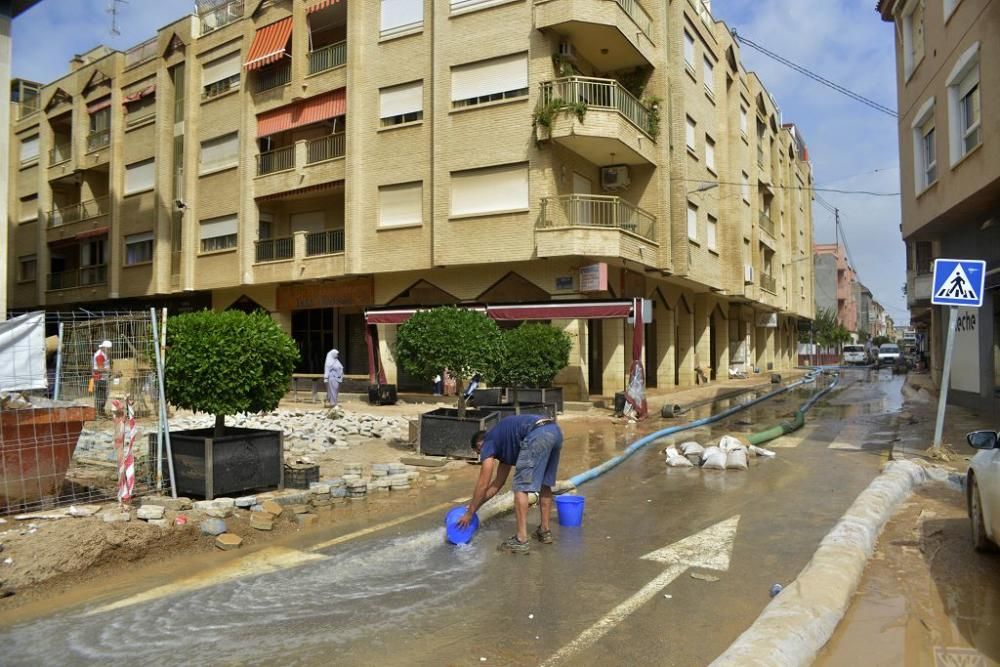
[9,0,910,325]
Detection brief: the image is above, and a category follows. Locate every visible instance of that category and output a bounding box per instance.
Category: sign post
[929,259,986,449]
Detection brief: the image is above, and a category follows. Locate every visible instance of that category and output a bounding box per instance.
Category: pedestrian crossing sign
[931,258,985,307]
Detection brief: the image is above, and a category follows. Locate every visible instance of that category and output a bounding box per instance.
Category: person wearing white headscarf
[324,348,344,407]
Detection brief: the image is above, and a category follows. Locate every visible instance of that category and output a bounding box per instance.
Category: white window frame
[687,202,698,241]
[451,52,528,109]
[124,158,156,195]
[683,31,695,72]
[707,214,718,251]
[910,97,936,192]
[200,214,238,253]
[705,135,716,172]
[201,51,241,99]
[450,162,529,218]
[685,116,696,152]
[380,80,424,127]
[945,42,980,166]
[703,56,714,95]
[124,231,155,266]
[450,0,518,14]
[381,0,423,39]
[378,182,423,228]
[199,132,240,174]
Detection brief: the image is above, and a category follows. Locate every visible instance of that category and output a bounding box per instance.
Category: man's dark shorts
[513,424,563,493]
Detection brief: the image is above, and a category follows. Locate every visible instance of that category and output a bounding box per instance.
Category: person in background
[432,373,443,396]
[324,348,344,407]
[93,340,112,418]
[462,373,482,405]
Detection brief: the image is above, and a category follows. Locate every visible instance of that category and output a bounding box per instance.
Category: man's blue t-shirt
[479,414,539,466]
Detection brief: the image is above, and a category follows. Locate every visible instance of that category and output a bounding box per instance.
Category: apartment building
[878,0,999,411]
[813,243,858,333]
[6,0,814,399]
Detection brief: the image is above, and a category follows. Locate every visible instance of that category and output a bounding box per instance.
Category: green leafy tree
[394,307,503,416]
[494,324,572,401]
[165,310,300,437]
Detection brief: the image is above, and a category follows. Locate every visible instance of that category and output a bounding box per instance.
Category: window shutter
[126,231,154,244]
[451,163,528,217]
[202,51,240,87]
[380,81,423,119]
[290,211,326,234]
[200,132,240,172]
[452,53,527,102]
[381,0,423,36]
[200,214,238,240]
[125,158,156,194]
[379,182,423,227]
[20,135,39,162]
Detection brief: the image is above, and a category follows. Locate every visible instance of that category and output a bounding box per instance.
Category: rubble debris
[136,505,166,521]
[200,518,227,536]
[215,533,243,550]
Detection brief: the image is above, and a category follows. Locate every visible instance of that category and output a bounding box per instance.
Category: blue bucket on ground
[445,506,479,544]
[555,495,585,527]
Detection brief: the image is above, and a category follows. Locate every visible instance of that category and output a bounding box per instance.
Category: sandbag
[701,446,727,470]
[663,445,680,459]
[718,435,746,452]
[666,454,694,468]
[679,441,704,457]
[749,445,777,458]
[726,448,749,470]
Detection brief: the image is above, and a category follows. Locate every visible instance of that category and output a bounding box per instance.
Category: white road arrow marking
[541,515,740,667]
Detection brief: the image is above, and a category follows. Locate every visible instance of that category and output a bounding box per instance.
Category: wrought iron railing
[87,129,111,152]
[199,0,244,35]
[48,196,110,227]
[256,145,295,175]
[308,40,347,75]
[49,142,72,165]
[306,134,345,164]
[539,77,655,137]
[760,273,777,294]
[203,74,240,100]
[48,265,107,291]
[255,237,294,263]
[758,211,775,237]
[254,63,291,93]
[306,229,345,256]
[538,194,656,242]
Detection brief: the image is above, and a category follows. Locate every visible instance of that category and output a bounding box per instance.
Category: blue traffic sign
[931,258,986,307]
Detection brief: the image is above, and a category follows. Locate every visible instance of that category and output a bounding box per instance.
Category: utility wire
[732,30,899,119]
[680,178,899,197]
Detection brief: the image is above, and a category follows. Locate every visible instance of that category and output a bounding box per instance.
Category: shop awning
[307,0,340,13]
[364,302,633,325]
[244,17,293,71]
[256,88,346,137]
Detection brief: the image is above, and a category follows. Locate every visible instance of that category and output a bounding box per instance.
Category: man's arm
[466,457,497,514]
[483,463,511,502]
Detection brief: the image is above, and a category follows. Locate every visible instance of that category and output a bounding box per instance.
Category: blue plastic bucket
[555,495,585,527]
[445,506,479,545]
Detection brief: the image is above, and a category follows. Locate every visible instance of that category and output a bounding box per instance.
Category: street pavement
[0,370,905,666]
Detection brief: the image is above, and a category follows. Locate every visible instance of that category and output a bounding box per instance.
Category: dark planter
[419,408,500,460]
[509,387,564,413]
[478,403,557,420]
[169,427,284,500]
[470,388,504,406]
[368,384,398,406]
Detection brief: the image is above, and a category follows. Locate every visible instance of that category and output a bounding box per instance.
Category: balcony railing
[614,0,652,36]
[758,211,775,237]
[254,63,291,93]
[49,142,72,165]
[48,196,109,227]
[538,194,656,242]
[199,0,244,35]
[308,40,347,75]
[306,229,345,256]
[539,77,656,137]
[255,237,294,263]
[18,100,39,120]
[87,129,111,152]
[760,273,777,294]
[256,145,295,175]
[47,265,107,291]
[125,37,158,69]
[306,133,345,164]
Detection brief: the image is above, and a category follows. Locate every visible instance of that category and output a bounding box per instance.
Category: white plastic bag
[726,448,749,470]
[679,441,704,456]
[718,435,746,452]
[666,454,694,468]
[701,446,727,470]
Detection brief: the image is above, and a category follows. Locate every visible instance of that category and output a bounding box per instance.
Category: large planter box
[478,403,557,420]
[470,388,504,406]
[419,408,499,460]
[169,427,283,500]
[509,387,564,413]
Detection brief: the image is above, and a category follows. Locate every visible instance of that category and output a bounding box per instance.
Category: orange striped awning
[307,0,340,13]
[257,89,346,137]
[244,17,293,71]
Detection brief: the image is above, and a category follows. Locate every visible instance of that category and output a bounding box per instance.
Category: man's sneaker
[533,527,553,544]
[498,535,530,554]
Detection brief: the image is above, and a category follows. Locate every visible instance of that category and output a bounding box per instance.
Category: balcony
[49,142,72,166]
[306,229,344,256]
[255,236,294,263]
[125,37,158,69]
[534,0,655,70]
[253,230,346,284]
[199,0,244,35]
[254,135,346,199]
[306,134,345,165]
[257,145,295,176]
[87,129,111,152]
[758,211,775,238]
[48,196,109,228]
[47,265,107,291]
[535,194,658,267]
[254,63,291,94]
[760,273,777,294]
[308,40,346,76]
[537,77,657,165]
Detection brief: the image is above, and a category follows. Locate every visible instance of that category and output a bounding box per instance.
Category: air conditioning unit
[744,264,754,284]
[558,42,577,61]
[601,165,630,191]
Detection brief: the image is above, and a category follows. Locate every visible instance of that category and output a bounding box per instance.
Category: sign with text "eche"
[931,259,985,308]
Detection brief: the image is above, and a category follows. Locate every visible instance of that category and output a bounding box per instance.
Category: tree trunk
[456,380,466,419]
[214,414,226,439]
[512,387,520,415]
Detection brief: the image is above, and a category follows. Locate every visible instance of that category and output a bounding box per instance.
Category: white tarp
[0,311,47,392]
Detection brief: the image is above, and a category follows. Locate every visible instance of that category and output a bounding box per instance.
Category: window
[82,239,106,267]
[18,255,36,282]
[944,0,962,21]
[125,232,154,265]
[703,56,714,94]
[687,202,698,241]
[910,97,935,191]
[946,42,981,165]
[901,0,925,79]
[200,132,240,173]
[741,171,750,203]
[707,214,718,251]
[381,0,423,38]
[19,194,38,223]
[380,80,423,127]
[685,116,696,151]
[379,182,423,227]
[452,53,528,109]
[201,51,240,99]
[89,105,110,133]
[683,31,695,71]
[451,163,528,217]
[125,158,156,195]
[739,106,748,136]
[200,214,238,252]
[451,0,513,12]
[19,134,39,164]
[125,95,156,126]
[705,136,716,172]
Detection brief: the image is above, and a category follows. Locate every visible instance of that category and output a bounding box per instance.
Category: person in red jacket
[92,340,112,417]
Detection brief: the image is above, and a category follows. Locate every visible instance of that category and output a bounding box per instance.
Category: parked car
[877,343,901,368]
[967,430,1000,551]
[842,345,867,365]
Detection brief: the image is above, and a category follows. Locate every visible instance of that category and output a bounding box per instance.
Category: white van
[842,344,866,365]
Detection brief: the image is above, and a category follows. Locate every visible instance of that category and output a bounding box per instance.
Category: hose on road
[745,372,841,447]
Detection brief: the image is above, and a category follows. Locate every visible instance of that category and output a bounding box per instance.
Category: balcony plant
[492,323,572,415]
[164,310,299,498]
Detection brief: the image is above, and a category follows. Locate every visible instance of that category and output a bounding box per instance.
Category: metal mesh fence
[1,310,167,515]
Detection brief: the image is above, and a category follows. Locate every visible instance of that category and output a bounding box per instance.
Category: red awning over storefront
[256,89,346,137]
[244,17,293,71]
[307,0,340,13]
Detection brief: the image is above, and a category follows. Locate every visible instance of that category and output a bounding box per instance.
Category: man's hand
[455,510,476,529]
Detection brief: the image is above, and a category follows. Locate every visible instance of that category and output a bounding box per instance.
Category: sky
[10,0,909,326]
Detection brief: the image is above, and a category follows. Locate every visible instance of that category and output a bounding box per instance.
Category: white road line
[308,497,467,552]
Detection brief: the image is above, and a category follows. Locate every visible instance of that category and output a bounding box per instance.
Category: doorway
[588,319,603,395]
[709,318,718,381]
[645,319,657,388]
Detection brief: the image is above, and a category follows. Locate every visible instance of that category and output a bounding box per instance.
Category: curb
[709,459,934,667]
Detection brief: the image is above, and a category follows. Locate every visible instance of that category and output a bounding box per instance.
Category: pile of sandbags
[663,435,775,471]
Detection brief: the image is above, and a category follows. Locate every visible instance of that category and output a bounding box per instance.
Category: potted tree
[164,310,299,499]
[395,307,503,459]
[493,323,571,415]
